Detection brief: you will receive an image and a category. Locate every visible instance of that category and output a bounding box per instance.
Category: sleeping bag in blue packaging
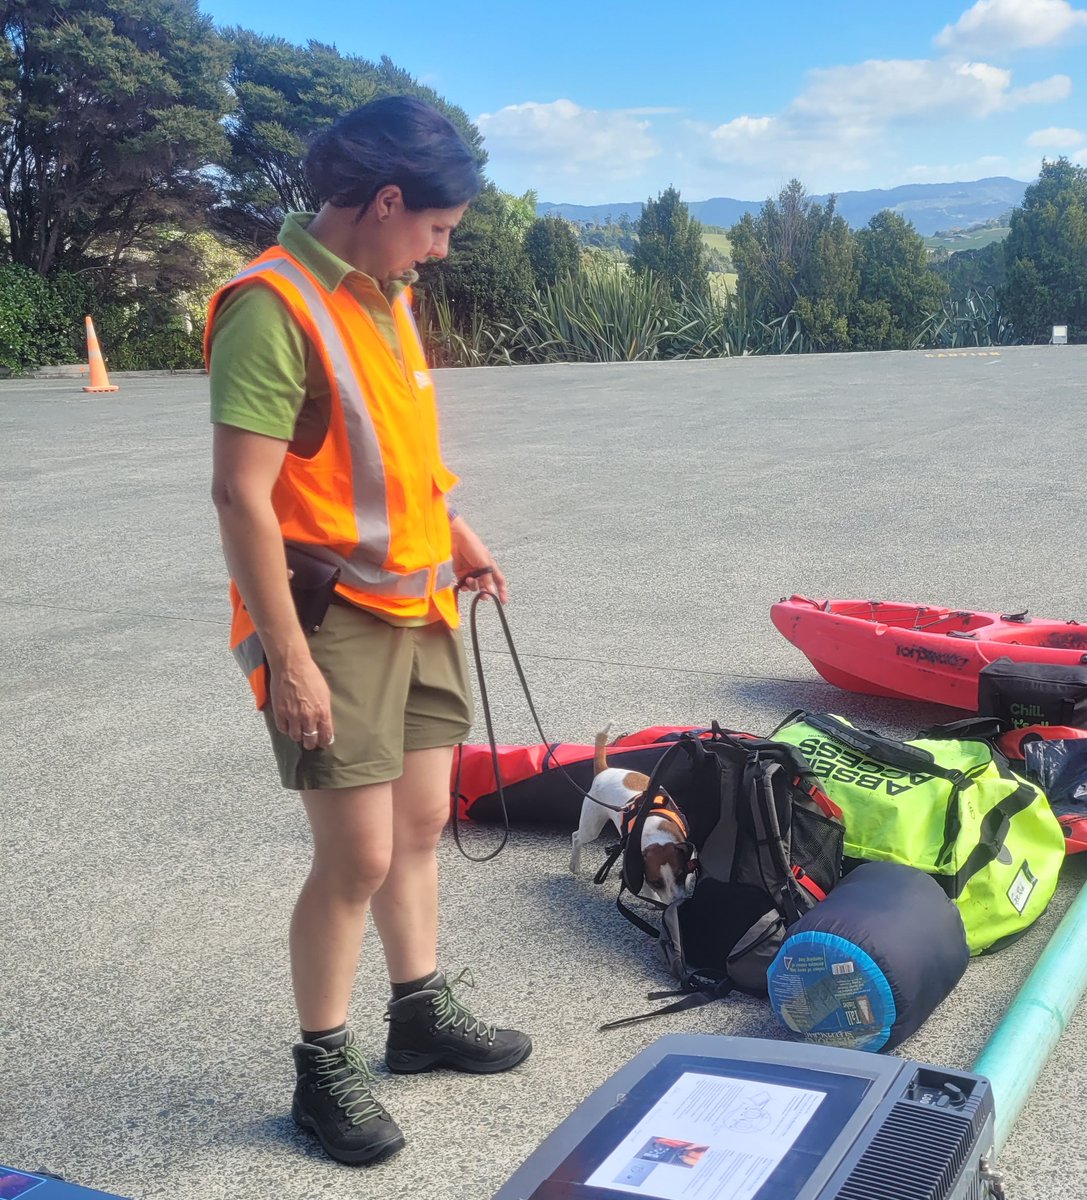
[767,862,969,1052]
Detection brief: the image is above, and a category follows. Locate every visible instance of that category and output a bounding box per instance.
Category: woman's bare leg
[291,782,394,1031]
[368,746,453,983]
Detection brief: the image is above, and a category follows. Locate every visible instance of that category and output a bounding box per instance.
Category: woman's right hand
[213,425,335,751]
[270,647,335,750]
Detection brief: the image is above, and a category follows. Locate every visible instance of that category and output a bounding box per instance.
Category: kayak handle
[946,630,979,639]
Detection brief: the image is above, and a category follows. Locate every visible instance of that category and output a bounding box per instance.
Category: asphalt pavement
[2,345,1086,1199]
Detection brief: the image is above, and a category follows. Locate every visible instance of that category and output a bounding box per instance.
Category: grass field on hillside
[702,229,733,257]
[924,226,1009,252]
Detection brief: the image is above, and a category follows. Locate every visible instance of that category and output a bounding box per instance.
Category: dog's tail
[594,724,612,775]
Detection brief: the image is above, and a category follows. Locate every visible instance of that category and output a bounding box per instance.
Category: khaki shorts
[263,599,474,790]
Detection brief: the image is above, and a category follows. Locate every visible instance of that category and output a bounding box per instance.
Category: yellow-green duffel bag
[773,712,1066,954]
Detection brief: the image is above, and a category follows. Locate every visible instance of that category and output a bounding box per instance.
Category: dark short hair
[304,96,482,212]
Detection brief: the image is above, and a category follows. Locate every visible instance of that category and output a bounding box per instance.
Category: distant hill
[539,177,1028,237]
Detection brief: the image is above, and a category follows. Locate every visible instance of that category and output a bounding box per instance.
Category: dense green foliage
[0,0,230,278]
[0,264,86,370]
[932,240,1006,299]
[416,263,814,367]
[416,184,535,327]
[1000,158,1087,343]
[574,214,636,258]
[729,180,858,349]
[0,263,204,372]
[630,186,709,300]
[212,31,484,254]
[523,215,581,288]
[0,0,487,370]
[916,287,1016,349]
[726,182,974,351]
[852,212,945,350]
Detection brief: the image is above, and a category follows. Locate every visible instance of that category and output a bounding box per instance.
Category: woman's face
[370,191,469,282]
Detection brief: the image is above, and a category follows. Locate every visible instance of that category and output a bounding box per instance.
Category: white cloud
[475,100,660,181]
[793,58,1068,124]
[902,154,1012,182]
[481,6,1083,203]
[1007,74,1074,104]
[698,55,1067,189]
[710,115,776,146]
[936,0,1087,55]
[1026,125,1086,146]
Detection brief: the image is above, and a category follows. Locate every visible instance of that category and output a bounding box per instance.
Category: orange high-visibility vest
[206,245,459,709]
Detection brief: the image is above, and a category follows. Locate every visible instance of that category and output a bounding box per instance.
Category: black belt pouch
[285,544,342,634]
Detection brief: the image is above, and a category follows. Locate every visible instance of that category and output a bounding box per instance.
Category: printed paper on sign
[585,1071,824,1200]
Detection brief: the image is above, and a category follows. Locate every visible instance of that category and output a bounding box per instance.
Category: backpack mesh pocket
[791,804,845,896]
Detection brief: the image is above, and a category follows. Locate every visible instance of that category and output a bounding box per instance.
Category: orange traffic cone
[82,315,119,393]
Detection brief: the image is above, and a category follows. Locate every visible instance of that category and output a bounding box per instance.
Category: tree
[630,186,709,300]
[932,239,1006,300]
[212,31,486,253]
[577,214,636,257]
[0,0,230,278]
[1000,157,1087,342]
[851,211,945,349]
[523,214,580,288]
[729,180,857,349]
[416,183,534,327]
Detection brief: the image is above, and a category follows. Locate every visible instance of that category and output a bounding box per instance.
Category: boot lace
[313,1042,385,1126]
[432,968,496,1043]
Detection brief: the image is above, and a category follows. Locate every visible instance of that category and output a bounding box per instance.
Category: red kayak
[771,595,1087,710]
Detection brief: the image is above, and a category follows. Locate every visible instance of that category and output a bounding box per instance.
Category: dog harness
[621,790,691,842]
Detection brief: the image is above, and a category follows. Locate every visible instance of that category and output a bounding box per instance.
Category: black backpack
[599,731,844,1027]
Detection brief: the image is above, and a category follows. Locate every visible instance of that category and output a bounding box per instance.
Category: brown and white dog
[569,729,696,905]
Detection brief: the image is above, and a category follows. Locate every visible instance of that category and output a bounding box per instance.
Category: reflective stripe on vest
[232,259,436,599]
[232,630,265,678]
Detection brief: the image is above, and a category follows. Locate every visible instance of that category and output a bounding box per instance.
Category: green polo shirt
[208,212,417,453]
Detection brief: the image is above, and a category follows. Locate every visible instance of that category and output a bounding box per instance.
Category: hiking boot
[291,1029,405,1165]
[384,969,532,1075]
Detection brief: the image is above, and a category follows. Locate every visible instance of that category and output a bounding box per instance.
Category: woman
[207,96,530,1167]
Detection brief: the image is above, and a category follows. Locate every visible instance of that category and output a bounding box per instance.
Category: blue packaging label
[768,932,896,1052]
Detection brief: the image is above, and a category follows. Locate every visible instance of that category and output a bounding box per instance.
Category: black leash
[449,568,626,862]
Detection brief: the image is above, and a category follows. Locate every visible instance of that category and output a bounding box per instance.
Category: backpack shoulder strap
[917,717,1008,742]
[799,712,972,786]
[621,735,705,894]
[744,757,803,924]
[613,881,663,939]
[599,983,734,1031]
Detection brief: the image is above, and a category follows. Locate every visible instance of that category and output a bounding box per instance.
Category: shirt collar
[278,212,418,301]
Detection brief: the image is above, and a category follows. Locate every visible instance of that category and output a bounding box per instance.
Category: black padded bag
[978,658,1087,729]
[602,732,844,1027]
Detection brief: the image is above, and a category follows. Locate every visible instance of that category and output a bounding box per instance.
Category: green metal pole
[973,875,1087,1153]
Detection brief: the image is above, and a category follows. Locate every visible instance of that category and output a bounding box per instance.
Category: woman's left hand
[450,515,508,603]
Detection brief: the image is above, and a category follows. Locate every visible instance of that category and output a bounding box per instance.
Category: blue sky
[201,0,1087,205]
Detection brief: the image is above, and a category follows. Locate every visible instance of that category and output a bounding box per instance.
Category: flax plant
[513,261,672,363]
[416,283,515,367]
[913,287,1017,349]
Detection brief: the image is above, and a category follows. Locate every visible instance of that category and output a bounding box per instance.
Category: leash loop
[450,574,636,861]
